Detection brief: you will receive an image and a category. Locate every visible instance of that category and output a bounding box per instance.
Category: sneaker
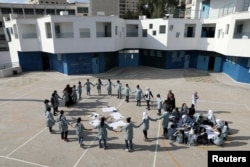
[125,149,129,152]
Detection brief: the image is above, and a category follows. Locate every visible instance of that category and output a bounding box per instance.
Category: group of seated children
[163,109,230,147]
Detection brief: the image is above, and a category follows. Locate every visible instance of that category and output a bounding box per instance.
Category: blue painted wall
[223,57,250,83]
[49,53,64,73]
[166,51,185,69]
[64,53,92,75]
[222,58,240,81]
[188,51,198,68]
[237,57,250,83]
[118,52,139,67]
[18,51,43,71]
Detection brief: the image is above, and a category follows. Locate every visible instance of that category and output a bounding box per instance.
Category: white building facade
[2,0,250,83]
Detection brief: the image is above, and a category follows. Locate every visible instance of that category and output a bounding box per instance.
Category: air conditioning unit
[60,11,68,16]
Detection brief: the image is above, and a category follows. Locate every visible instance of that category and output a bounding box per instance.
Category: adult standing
[58,110,70,142]
[144,88,154,110]
[50,93,59,116]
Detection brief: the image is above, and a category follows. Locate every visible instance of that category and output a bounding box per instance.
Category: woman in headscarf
[207,109,216,127]
[138,112,157,141]
[177,114,193,128]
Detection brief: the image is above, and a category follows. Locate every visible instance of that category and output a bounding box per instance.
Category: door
[214,57,222,72]
[197,55,209,71]
[92,57,99,74]
[42,52,50,71]
[184,55,190,69]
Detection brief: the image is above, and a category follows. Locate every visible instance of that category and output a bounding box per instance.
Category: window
[24,8,34,15]
[77,7,88,13]
[236,24,243,33]
[159,25,166,34]
[67,10,76,15]
[36,9,45,15]
[169,25,174,31]
[46,9,55,15]
[13,8,23,14]
[153,30,156,36]
[225,24,229,34]
[80,28,91,38]
[0,34,5,40]
[142,29,147,37]
[176,32,180,38]
[115,26,118,35]
[0,21,3,28]
[149,24,153,29]
[1,8,11,14]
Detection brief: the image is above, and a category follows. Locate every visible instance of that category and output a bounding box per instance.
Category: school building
[2,0,250,83]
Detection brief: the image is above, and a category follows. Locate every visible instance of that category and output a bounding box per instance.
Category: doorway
[208,56,215,71]
[42,52,50,71]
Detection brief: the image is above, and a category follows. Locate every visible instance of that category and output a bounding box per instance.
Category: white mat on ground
[102,107,117,112]
[110,112,124,120]
[108,120,126,130]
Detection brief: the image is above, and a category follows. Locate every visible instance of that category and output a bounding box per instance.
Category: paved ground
[0,66,250,167]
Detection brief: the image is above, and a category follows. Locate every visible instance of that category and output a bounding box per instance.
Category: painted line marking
[73,136,98,167]
[153,121,161,167]
[0,155,48,167]
[6,128,47,157]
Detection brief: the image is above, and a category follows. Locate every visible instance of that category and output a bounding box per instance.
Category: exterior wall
[18,51,43,71]
[0,51,11,65]
[29,0,67,5]
[222,56,250,83]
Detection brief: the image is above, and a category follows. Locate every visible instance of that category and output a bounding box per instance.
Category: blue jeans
[125,140,133,150]
[99,139,107,148]
[78,136,83,145]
